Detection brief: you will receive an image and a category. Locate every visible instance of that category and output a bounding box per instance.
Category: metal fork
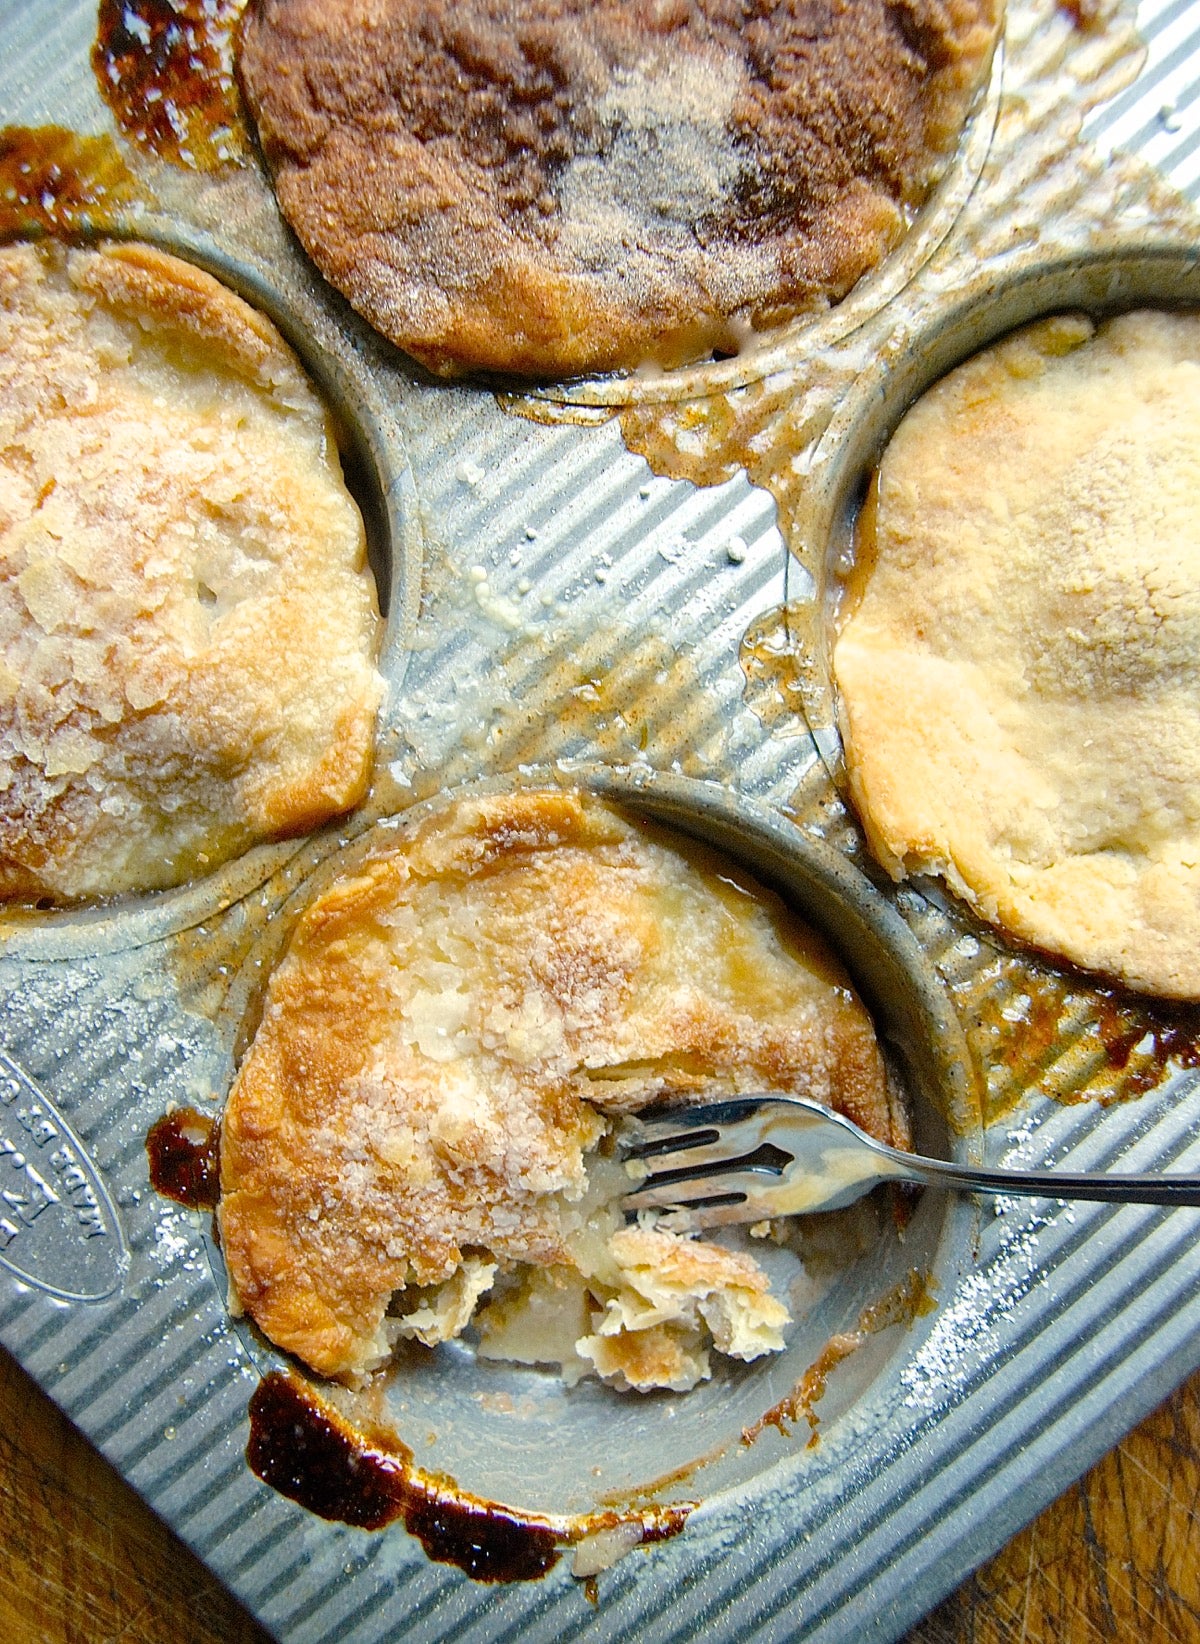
[620,1095,1200,1229]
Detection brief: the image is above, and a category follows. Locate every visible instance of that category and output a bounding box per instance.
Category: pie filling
[218,788,903,1389]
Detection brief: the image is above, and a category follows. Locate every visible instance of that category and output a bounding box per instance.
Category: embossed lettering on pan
[0,1050,126,1301]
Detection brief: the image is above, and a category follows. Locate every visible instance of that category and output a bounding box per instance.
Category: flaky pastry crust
[835,310,1200,998]
[0,241,382,902]
[238,0,1002,378]
[219,788,900,1382]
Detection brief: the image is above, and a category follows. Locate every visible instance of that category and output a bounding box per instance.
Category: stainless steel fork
[620,1095,1200,1229]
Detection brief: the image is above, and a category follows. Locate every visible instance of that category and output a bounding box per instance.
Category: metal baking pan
[2,1,1200,1639]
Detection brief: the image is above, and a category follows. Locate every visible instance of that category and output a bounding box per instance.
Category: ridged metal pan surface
[1,3,1200,1641]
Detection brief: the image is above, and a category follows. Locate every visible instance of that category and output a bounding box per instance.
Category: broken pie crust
[218,787,904,1389]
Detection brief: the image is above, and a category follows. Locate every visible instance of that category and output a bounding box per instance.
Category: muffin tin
[3,2,1200,1640]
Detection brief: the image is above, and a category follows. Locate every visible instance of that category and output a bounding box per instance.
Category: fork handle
[895,1152,1200,1208]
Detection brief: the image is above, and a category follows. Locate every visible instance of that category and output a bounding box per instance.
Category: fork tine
[620,1099,795,1225]
[622,1166,781,1229]
[646,1198,771,1231]
[625,1095,775,1131]
[629,1140,793,1190]
[620,1096,780,1163]
[624,1144,793,1208]
[623,1124,724,1162]
[622,1172,754,1213]
[623,1131,761,1174]
[620,1094,894,1228]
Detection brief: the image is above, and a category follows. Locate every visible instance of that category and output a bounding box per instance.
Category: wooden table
[1,1341,1197,1643]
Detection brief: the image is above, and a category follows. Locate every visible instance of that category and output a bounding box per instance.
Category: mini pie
[834,310,1200,999]
[0,240,382,902]
[237,0,1002,378]
[218,788,904,1389]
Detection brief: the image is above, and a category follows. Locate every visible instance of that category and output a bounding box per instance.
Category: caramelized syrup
[742,1268,935,1447]
[1094,988,1200,1098]
[941,941,1200,1125]
[618,385,786,497]
[0,125,139,240]
[247,1372,692,1583]
[92,0,248,170]
[1060,0,1103,25]
[739,603,826,736]
[145,1108,220,1210]
[145,1094,694,1585]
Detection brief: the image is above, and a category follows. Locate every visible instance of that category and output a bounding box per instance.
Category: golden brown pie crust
[835,310,1200,999]
[218,788,901,1381]
[0,240,382,902]
[238,0,1002,378]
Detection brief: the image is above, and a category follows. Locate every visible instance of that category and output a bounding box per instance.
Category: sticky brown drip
[589,1437,730,1509]
[246,1372,693,1581]
[0,126,140,240]
[742,1268,935,1446]
[619,369,826,490]
[1059,0,1104,25]
[92,0,248,170]
[941,947,1200,1125]
[739,604,826,735]
[617,376,834,589]
[146,1109,221,1210]
[1094,990,1200,1098]
[976,971,1075,1125]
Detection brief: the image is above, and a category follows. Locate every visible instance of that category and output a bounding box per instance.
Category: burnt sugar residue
[1059,0,1104,25]
[247,1372,693,1584]
[92,0,248,171]
[739,603,827,737]
[947,945,1200,1125]
[404,1496,561,1585]
[743,1268,935,1448]
[145,1107,220,1210]
[618,382,789,498]
[0,126,141,240]
[1095,988,1200,1099]
[962,962,1083,1127]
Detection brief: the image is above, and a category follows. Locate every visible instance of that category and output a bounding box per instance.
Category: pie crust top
[0,240,382,902]
[835,310,1200,999]
[238,0,1002,378]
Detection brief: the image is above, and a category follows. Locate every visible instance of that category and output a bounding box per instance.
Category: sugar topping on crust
[834,310,1200,999]
[218,788,900,1383]
[0,240,382,902]
[238,0,1002,378]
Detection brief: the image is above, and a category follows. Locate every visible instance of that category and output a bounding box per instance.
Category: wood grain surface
[908,1363,1200,1644]
[2,1342,1198,1644]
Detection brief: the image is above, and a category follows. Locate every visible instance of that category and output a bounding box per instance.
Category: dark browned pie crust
[239,0,1002,378]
